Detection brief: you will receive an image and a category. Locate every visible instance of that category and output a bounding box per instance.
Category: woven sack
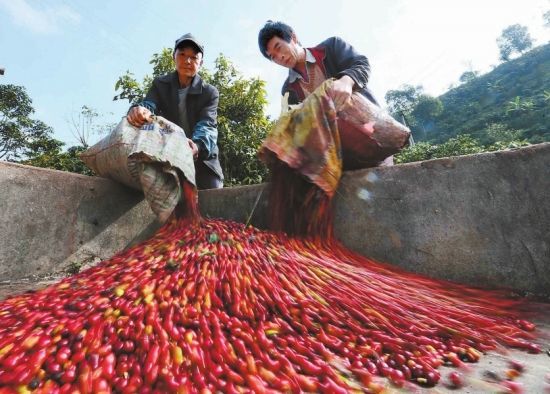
[80,116,195,222]
[336,92,411,169]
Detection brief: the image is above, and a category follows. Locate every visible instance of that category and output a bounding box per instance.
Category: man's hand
[187,139,199,160]
[127,106,153,128]
[330,75,355,109]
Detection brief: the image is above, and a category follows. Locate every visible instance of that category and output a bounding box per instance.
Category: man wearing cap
[127,33,223,189]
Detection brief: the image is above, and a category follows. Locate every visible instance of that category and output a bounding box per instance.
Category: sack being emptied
[80,116,196,223]
[261,79,410,196]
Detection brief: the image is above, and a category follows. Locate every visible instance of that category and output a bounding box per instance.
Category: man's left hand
[330,75,355,109]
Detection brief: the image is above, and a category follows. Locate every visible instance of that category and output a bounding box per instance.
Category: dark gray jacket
[283,36,378,106]
[137,71,223,180]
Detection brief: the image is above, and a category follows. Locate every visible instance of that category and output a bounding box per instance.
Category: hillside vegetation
[432,43,549,144]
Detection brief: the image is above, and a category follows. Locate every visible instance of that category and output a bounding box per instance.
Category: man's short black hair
[258,20,295,59]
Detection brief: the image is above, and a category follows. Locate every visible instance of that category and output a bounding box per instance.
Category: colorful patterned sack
[261,79,410,196]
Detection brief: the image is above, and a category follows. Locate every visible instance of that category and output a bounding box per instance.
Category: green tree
[0,84,63,161]
[505,96,522,114]
[114,48,175,104]
[459,70,479,84]
[482,123,529,151]
[505,96,534,114]
[395,135,484,164]
[410,95,443,137]
[113,50,271,186]
[398,42,549,145]
[394,141,435,164]
[433,135,483,157]
[384,84,423,121]
[0,84,95,175]
[395,131,531,164]
[486,139,530,151]
[497,24,533,61]
[486,79,504,92]
[23,145,93,175]
[485,123,523,144]
[200,55,271,185]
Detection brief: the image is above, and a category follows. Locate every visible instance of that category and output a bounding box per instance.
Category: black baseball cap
[174,33,204,55]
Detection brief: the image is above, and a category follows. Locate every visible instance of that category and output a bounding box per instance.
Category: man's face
[266,35,301,69]
[174,46,202,79]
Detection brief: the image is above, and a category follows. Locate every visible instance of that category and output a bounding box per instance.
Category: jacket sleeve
[129,80,160,115]
[192,86,219,160]
[326,36,371,90]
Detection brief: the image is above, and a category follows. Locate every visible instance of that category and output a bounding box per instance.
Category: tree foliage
[200,56,271,185]
[384,86,445,141]
[113,50,272,186]
[384,84,423,121]
[505,96,535,114]
[22,145,93,175]
[113,48,175,105]
[0,84,63,161]
[0,84,102,175]
[484,123,525,144]
[413,43,549,145]
[497,24,533,61]
[395,133,528,164]
[395,135,482,164]
[459,71,479,84]
[410,95,443,138]
[392,48,543,164]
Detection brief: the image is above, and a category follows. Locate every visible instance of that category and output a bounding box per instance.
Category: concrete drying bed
[1,144,548,392]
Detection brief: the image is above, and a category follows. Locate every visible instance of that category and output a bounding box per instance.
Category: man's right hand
[127,106,153,128]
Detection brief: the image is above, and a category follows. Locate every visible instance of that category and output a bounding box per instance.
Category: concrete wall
[1,143,549,294]
[0,163,160,280]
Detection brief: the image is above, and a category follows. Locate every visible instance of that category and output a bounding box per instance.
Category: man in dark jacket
[258,21,378,109]
[127,33,223,189]
[258,21,397,167]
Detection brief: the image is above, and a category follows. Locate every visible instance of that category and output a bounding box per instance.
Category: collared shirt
[288,49,317,83]
[289,48,327,98]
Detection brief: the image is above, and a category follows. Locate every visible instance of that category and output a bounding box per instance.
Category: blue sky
[1,0,549,147]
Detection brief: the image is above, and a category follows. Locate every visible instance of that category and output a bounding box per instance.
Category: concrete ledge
[1,143,549,294]
[0,162,160,280]
[333,144,550,293]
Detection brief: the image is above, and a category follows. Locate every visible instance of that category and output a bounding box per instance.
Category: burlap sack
[80,116,195,223]
[336,92,410,169]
